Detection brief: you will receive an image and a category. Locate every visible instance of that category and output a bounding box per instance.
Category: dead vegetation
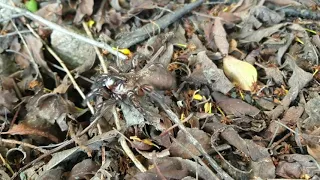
[0,0,320,179]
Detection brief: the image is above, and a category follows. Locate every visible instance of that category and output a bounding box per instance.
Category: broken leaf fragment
[223,56,257,91]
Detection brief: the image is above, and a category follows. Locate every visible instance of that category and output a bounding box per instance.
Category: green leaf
[25,0,38,12]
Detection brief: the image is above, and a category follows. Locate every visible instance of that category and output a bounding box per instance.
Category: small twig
[168,61,191,77]
[82,22,108,74]
[268,123,280,148]
[10,105,21,128]
[47,61,94,84]
[270,132,292,150]
[160,113,194,136]
[274,120,296,134]
[0,138,48,154]
[0,2,127,60]
[26,24,95,114]
[115,0,205,48]
[0,13,24,23]
[112,105,147,172]
[0,29,31,37]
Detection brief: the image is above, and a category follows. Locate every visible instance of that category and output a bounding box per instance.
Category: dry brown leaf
[9,37,30,69]
[212,91,260,117]
[2,123,59,143]
[35,3,62,24]
[133,157,215,180]
[218,12,241,23]
[186,51,234,94]
[213,18,229,55]
[24,34,56,80]
[0,90,18,114]
[74,0,94,24]
[69,159,99,180]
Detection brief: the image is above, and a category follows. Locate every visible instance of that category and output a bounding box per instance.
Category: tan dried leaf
[213,18,229,55]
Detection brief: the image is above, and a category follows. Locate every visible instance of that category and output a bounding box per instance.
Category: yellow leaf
[87,20,95,28]
[180,113,185,121]
[112,47,131,55]
[204,102,212,113]
[175,43,187,48]
[295,37,304,44]
[193,94,203,101]
[130,136,160,148]
[223,55,257,91]
[305,28,317,34]
[141,139,160,149]
[130,136,141,141]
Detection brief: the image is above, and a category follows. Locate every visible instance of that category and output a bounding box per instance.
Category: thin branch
[0,29,31,37]
[0,2,127,60]
[112,105,147,172]
[26,24,95,114]
[115,0,205,48]
[0,138,48,154]
[82,22,108,74]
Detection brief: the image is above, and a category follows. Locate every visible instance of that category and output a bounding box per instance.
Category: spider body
[87,63,176,113]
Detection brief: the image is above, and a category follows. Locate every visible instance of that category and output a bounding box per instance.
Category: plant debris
[0,0,320,179]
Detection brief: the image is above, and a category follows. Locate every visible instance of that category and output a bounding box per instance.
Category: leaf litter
[0,0,320,179]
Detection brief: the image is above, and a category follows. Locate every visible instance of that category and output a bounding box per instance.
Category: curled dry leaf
[2,123,59,143]
[69,159,99,180]
[223,55,257,91]
[212,91,260,117]
[213,18,229,55]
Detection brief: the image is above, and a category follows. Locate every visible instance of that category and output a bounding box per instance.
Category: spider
[86,73,153,114]
[87,63,176,115]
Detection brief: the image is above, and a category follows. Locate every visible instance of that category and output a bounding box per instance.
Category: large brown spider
[87,63,176,114]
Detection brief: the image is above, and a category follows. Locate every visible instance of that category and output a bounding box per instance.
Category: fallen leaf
[212,91,260,117]
[213,18,229,55]
[302,96,320,130]
[169,128,211,159]
[238,23,287,43]
[252,6,284,25]
[223,55,257,91]
[2,123,59,143]
[0,90,18,114]
[133,157,215,180]
[73,0,94,24]
[276,154,319,178]
[186,51,234,94]
[69,159,99,180]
